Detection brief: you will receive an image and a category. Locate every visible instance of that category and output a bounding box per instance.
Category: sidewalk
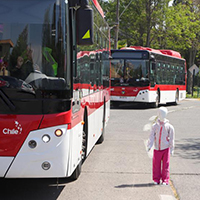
[59,107,179,200]
[58,139,178,200]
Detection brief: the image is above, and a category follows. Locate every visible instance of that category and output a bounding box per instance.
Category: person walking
[147,107,175,185]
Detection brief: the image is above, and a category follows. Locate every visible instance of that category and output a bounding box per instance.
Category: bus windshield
[111,59,149,87]
[0,0,71,114]
[0,0,70,93]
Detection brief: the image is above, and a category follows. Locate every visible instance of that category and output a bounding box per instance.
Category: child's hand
[170,150,174,156]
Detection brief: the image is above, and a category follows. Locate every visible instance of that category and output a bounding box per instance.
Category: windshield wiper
[0,89,16,111]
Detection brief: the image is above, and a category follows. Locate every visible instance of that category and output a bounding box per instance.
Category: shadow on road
[175,138,200,161]
[0,177,73,200]
[115,183,156,188]
[110,102,175,110]
[111,102,154,110]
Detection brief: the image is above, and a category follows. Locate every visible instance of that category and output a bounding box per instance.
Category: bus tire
[174,89,179,105]
[97,101,106,144]
[71,109,88,180]
[82,110,88,161]
[152,91,160,108]
[70,160,82,181]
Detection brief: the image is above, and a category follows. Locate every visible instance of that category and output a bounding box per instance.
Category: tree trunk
[114,0,119,49]
[145,0,151,47]
[188,46,197,93]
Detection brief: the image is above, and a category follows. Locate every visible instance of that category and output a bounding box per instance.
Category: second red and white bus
[111,46,186,107]
[0,0,110,180]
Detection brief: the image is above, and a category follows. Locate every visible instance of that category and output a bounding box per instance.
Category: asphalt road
[0,99,199,200]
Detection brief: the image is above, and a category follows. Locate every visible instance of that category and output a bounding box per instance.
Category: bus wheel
[71,160,82,181]
[153,91,159,108]
[97,103,106,144]
[71,111,87,181]
[82,110,88,161]
[174,90,179,105]
[82,129,87,161]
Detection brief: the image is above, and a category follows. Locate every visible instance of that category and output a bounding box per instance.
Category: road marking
[188,106,194,109]
[168,110,175,113]
[159,195,176,200]
[169,180,180,200]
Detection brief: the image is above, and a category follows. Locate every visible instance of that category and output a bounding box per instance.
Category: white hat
[158,107,168,121]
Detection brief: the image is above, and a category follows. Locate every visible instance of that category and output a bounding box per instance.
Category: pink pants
[153,148,170,184]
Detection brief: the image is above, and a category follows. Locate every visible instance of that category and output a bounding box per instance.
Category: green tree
[9,25,28,68]
[100,0,200,80]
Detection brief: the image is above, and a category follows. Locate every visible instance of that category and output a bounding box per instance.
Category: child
[147,107,175,185]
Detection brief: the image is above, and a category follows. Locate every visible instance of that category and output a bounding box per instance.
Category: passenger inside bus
[10,56,25,80]
[23,47,34,79]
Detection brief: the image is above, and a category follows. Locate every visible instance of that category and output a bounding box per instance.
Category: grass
[186,87,200,98]
[186,93,200,98]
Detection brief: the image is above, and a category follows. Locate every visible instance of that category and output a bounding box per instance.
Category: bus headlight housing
[55,129,63,137]
[42,161,51,170]
[28,140,37,149]
[42,134,51,143]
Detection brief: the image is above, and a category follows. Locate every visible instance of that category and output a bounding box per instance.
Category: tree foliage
[100,0,200,69]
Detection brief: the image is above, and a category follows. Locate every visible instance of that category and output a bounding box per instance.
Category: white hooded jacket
[148,119,175,154]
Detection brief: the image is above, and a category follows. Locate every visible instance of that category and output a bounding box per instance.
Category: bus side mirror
[76,6,94,45]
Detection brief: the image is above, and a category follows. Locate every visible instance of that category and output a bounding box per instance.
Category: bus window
[102,52,110,88]
[161,64,166,84]
[175,66,181,85]
[171,65,175,85]
[111,59,124,85]
[166,64,171,84]
[149,61,156,87]
[156,63,161,84]
[180,66,185,85]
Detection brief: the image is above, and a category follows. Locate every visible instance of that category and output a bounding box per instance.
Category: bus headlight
[55,129,63,137]
[42,134,51,143]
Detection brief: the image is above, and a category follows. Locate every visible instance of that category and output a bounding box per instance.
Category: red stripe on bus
[0,115,43,156]
[92,0,104,18]
[150,85,186,91]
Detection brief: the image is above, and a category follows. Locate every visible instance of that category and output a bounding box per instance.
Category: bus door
[89,53,96,109]
[149,57,156,88]
[95,52,102,108]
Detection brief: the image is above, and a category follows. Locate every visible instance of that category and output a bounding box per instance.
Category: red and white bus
[111,46,186,107]
[0,0,110,180]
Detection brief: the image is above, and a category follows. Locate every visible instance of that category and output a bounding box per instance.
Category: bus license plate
[120,96,127,99]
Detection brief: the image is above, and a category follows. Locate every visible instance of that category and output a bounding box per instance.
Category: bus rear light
[28,140,37,149]
[42,161,51,170]
[55,129,63,137]
[42,134,51,143]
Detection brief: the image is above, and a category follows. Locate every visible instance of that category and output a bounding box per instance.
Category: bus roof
[92,0,104,18]
[121,46,182,59]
